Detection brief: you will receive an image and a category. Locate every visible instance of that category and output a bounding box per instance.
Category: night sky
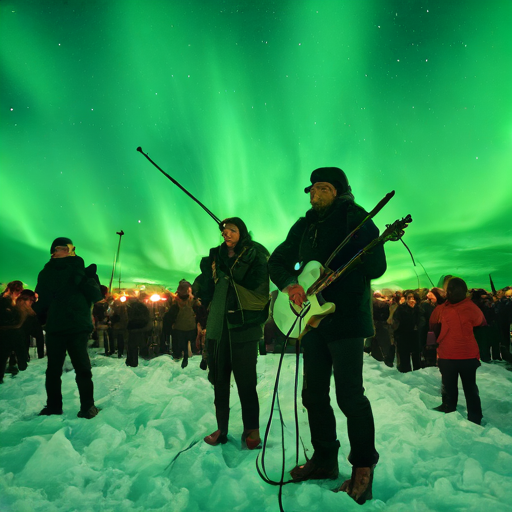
[1,0,511,292]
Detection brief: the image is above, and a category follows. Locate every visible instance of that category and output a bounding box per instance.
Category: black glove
[199,359,208,371]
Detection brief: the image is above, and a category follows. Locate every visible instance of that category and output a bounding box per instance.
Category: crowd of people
[367,283,512,370]
[1,168,511,506]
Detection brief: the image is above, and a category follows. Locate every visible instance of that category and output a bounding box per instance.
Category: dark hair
[447,277,468,304]
[392,290,402,304]
[18,289,36,301]
[2,280,23,295]
[219,217,252,244]
[419,288,429,301]
[100,285,109,298]
[430,287,446,305]
[405,291,420,303]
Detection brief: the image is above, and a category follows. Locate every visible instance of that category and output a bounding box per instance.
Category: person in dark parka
[268,168,387,505]
[33,237,103,418]
[194,217,270,450]
[390,291,423,372]
[17,289,45,360]
[0,296,27,383]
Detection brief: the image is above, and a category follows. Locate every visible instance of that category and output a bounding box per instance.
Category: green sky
[1,0,511,292]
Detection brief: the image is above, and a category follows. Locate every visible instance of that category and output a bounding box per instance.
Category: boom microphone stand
[137,147,221,225]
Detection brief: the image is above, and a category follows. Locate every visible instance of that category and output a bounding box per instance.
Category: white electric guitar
[273,215,412,339]
[273,261,334,339]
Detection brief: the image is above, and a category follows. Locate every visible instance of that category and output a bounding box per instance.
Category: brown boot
[204,429,228,446]
[334,465,375,505]
[290,458,339,482]
[241,429,261,450]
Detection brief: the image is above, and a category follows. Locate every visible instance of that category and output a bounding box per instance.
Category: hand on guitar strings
[285,284,307,307]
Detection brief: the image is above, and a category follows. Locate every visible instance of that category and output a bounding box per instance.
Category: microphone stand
[137,147,221,225]
[109,230,124,293]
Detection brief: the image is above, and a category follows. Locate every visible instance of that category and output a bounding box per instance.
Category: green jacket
[34,256,103,335]
[195,240,270,343]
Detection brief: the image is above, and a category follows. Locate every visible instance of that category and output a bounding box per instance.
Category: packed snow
[1,349,511,512]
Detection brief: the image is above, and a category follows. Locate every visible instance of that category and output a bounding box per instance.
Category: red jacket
[429,298,486,360]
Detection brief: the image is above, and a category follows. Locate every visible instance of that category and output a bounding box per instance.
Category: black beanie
[304,167,351,195]
[50,237,73,253]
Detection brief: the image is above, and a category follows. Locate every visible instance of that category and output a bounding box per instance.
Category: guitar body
[273,260,336,339]
[272,214,412,340]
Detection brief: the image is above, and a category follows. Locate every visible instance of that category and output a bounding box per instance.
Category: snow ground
[1,349,511,512]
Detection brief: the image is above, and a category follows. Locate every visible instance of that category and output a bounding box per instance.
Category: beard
[311,198,333,213]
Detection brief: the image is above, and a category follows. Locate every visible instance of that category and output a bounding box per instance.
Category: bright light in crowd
[150,294,161,302]
[119,296,127,303]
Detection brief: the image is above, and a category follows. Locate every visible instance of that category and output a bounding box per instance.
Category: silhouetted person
[33,237,102,419]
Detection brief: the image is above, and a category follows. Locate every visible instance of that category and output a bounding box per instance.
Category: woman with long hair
[195,217,270,450]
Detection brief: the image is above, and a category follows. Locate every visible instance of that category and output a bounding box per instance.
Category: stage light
[150,293,161,302]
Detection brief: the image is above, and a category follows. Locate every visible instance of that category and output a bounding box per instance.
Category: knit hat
[304,167,351,195]
[50,237,73,253]
[177,280,192,300]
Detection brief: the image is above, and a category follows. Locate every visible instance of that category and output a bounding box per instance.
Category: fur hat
[304,167,351,195]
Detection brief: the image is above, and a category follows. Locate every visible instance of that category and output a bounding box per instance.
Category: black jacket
[268,197,387,339]
[33,256,103,335]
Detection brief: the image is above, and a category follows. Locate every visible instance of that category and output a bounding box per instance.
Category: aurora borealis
[1,0,511,292]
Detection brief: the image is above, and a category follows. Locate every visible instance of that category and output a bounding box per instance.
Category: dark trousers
[438,358,482,424]
[126,329,146,367]
[24,334,45,360]
[475,325,502,362]
[172,329,196,363]
[301,330,379,468]
[370,321,392,363]
[112,329,126,357]
[45,332,94,411]
[396,332,421,373]
[0,330,28,381]
[208,333,259,434]
[104,328,116,355]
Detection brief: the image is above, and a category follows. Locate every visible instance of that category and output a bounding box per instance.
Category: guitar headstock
[382,214,412,242]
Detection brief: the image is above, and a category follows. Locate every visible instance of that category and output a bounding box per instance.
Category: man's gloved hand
[285,284,307,307]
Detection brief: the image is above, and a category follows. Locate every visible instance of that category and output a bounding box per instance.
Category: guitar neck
[307,215,411,297]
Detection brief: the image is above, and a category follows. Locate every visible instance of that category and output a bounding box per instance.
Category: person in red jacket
[429,277,486,424]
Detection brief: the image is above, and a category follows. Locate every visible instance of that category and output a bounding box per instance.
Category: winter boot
[204,429,228,446]
[77,405,100,419]
[291,440,340,482]
[241,429,261,450]
[39,406,63,416]
[334,465,375,505]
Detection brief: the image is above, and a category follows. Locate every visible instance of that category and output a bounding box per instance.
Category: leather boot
[334,465,375,505]
[290,457,339,482]
[204,429,228,446]
[241,429,261,450]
